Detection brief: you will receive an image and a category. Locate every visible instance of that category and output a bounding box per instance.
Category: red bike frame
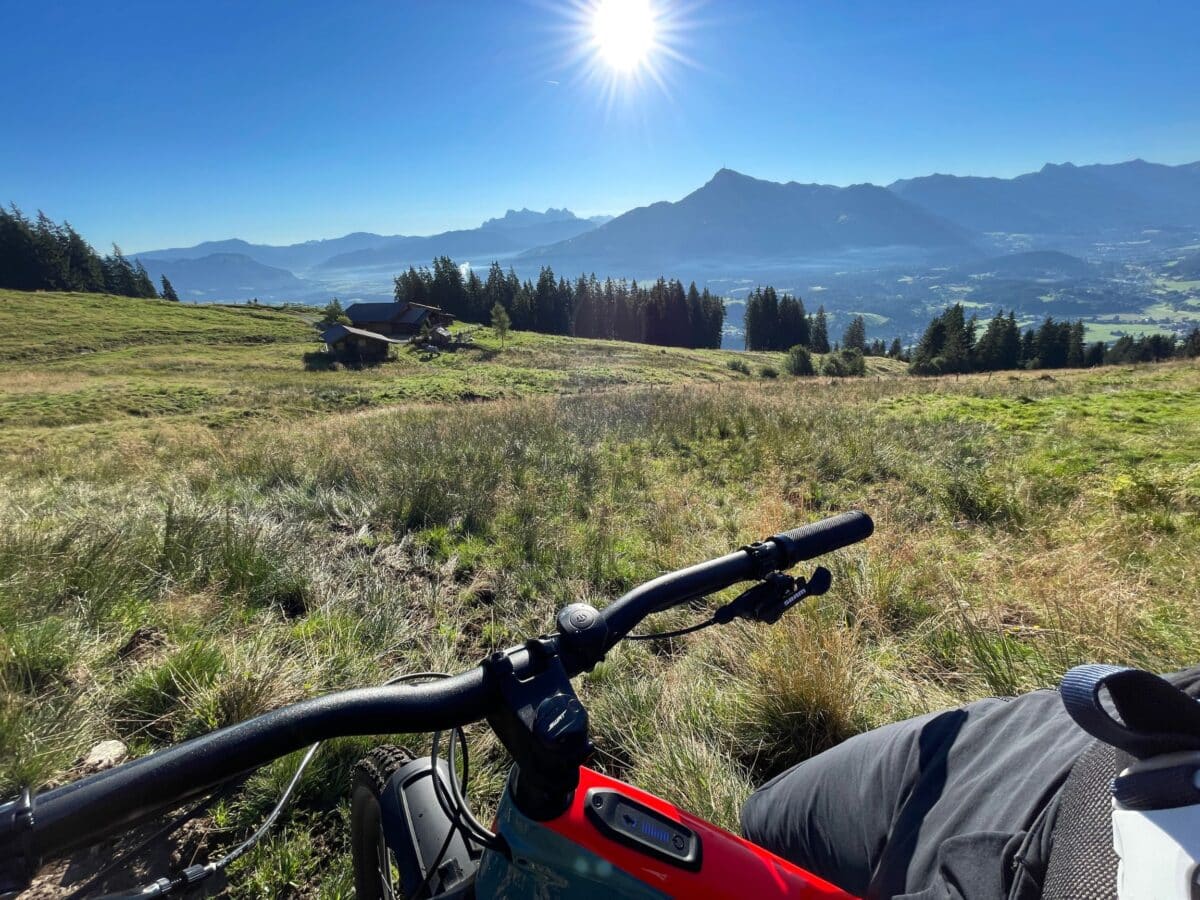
[543,767,856,899]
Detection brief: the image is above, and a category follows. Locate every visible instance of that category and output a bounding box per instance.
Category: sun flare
[591,0,659,73]
[554,0,692,109]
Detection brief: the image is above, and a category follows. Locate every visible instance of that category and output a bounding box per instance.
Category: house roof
[320,324,405,345]
[344,302,405,326]
[398,305,433,325]
[344,301,448,327]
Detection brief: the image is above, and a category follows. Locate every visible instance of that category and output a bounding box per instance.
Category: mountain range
[890,159,1200,236]
[147,253,306,299]
[135,159,1200,302]
[518,168,972,273]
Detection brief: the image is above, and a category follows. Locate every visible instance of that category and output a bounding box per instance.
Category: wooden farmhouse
[319,301,452,363]
[344,301,452,337]
[319,323,404,363]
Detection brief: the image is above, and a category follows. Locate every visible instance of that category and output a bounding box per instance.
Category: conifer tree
[1182,327,1200,359]
[811,307,830,353]
[786,345,815,376]
[160,275,180,302]
[104,245,138,297]
[491,301,511,348]
[64,223,105,292]
[133,260,158,298]
[464,268,484,321]
[1067,320,1086,367]
[319,297,347,324]
[1084,341,1107,367]
[842,315,867,353]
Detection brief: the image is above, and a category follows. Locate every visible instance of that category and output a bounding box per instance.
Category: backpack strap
[1060,664,1200,760]
[1039,741,1121,900]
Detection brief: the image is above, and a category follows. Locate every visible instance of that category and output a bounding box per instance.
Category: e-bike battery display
[584,788,702,870]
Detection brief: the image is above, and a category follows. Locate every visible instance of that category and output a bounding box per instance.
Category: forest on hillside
[392,257,725,349]
[909,303,1200,374]
[0,207,176,300]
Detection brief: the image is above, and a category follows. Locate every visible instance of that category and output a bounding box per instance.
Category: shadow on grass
[302,351,387,371]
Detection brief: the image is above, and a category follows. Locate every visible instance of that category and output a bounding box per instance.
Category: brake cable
[627,617,718,641]
[93,670,461,898]
[63,785,233,900]
[93,741,321,899]
[628,567,833,640]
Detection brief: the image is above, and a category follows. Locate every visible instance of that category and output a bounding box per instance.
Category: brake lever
[712,566,832,626]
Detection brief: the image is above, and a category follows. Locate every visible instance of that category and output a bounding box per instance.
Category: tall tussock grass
[2,362,1199,893]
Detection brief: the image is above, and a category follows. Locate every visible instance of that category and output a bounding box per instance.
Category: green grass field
[1083,321,1176,342]
[2,291,1198,896]
[1155,277,1200,294]
[0,291,902,457]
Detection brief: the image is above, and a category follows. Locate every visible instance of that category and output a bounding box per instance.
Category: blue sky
[4,0,1198,251]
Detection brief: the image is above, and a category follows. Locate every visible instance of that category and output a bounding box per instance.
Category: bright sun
[591,0,658,73]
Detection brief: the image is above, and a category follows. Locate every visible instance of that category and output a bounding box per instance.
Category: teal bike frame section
[475,778,670,900]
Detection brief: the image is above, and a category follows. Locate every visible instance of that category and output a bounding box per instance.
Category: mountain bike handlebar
[0,511,872,881]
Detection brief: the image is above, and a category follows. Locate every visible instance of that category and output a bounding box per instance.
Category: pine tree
[464,268,485,322]
[394,266,431,305]
[888,338,903,359]
[1067,320,1086,367]
[533,267,559,334]
[811,306,830,354]
[743,289,761,350]
[909,304,974,374]
[975,314,1011,371]
[484,261,511,316]
[1034,317,1069,368]
[104,245,138,297]
[842,315,867,353]
[0,206,40,290]
[429,256,466,319]
[761,287,780,349]
[133,260,158,298]
[909,311,948,375]
[491,301,511,348]
[1182,327,1200,359]
[64,223,104,292]
[160,275,180,302]
[999,312,1022,370]
[33,211,68,290]
[319,297,347,324]
[786,345,815,376]
[700,289,724,349]
[940,305,973,373]
[511,279,535,330]
[1020,329,1036,367]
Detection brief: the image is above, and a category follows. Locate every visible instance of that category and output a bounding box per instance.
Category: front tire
[351,745,414,900]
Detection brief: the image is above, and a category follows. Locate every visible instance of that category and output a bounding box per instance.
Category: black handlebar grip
[770,511,874,565]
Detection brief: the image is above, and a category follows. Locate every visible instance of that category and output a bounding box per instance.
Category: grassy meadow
[2,290,1198,896]
[0,291,900,460]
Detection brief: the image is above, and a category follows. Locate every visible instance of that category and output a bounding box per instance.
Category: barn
[343,302,453,337]
[319,323,404,363]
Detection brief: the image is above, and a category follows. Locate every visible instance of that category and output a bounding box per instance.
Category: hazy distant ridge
[134,159,1200,301]
[520,167,974,272]
[890,159,1200,235]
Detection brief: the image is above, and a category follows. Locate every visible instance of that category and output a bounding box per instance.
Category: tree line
[743,287,829,352]
[392,257,725,349]
[909,303,1200,375]
[0,206,180,300]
